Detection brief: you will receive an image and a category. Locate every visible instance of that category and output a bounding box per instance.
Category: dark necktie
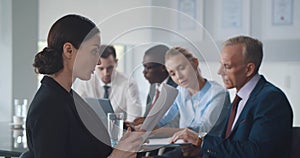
[149,88,160,112]
[225,95,242,138]
[144,85,155,117]
[103,85,110,99]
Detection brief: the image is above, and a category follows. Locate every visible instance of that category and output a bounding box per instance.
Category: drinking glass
[13,99,28,125]
[107,112,124,147]
[14,99,28,117]
[12,129,27,149]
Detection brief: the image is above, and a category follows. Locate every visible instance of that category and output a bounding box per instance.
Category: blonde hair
[165,46,196,63]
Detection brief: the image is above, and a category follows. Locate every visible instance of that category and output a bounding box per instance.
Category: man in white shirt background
[73,45,143,122]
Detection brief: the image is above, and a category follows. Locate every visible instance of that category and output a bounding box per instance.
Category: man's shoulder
[252,76,285,97]
[167,77,178,88]
[113,71,138,85]
[249,77,291,108]
[75,74,97,84]
[257,80,287,98]
[114,71,128,80]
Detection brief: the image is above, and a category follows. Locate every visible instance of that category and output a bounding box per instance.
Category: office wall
[0,0,38,122]
[1,0,299,125]
[35,0,300,126]
[0,0,13,121]
[39,0,152,44]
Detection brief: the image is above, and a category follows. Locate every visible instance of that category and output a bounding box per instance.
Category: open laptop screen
[85,98,114,116]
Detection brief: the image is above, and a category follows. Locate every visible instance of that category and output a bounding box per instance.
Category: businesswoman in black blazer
[26,14,142,158]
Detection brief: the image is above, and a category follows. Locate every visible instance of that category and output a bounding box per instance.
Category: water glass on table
[107,112,124,147]
[12,99,28,128]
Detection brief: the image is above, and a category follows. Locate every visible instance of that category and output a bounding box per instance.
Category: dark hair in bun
[33,14,100,74]
[33,47,63,74]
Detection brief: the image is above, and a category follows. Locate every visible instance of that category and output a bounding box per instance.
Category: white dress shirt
[233,74,261,128]
[73,71,143,121]
[152,77,169,104]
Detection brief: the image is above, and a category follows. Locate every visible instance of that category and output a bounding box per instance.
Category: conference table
[0,121,27,158]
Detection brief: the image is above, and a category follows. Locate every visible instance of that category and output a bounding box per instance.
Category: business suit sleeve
[125,79,143,121]
[201,86,293,158]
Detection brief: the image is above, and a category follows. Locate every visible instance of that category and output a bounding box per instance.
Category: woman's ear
[63,42,75,59]
[245,62,256,77]
[192,58,199,68]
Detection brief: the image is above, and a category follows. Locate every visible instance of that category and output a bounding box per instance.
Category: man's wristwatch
[196,132,207,147]
[196,137,202,147]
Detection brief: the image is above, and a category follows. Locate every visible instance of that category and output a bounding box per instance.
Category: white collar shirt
[72,71,142,121]
[233,74,261,128]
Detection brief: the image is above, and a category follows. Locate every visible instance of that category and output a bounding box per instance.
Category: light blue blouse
[157,80,230,133]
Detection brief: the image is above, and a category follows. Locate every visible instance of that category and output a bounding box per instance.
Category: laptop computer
[85,98,114,116]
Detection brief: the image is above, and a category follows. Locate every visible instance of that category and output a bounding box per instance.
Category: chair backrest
[290,127,300,158]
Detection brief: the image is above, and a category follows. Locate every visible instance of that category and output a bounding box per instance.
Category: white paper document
[141,83,178,131]
[144,137,186,146]
[140,137,189,152]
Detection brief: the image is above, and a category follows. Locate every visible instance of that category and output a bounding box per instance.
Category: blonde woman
[152,47,229,139]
